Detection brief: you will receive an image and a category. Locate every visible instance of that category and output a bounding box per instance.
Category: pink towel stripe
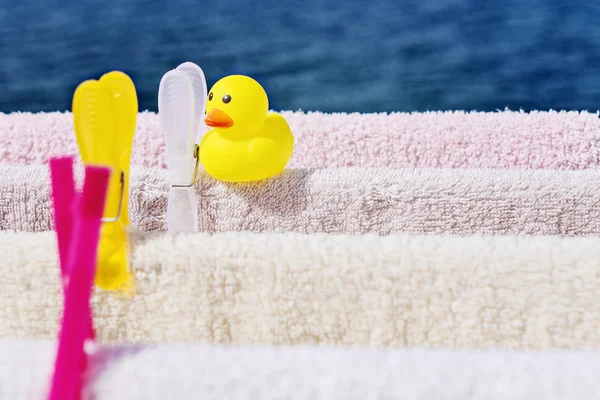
[1,110,599,170]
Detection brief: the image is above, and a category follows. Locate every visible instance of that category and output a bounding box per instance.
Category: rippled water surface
[1,0,599,113]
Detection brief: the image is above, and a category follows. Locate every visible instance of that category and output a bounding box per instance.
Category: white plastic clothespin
[159,62,207,234]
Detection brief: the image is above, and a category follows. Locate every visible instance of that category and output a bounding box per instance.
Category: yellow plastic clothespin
[72,71,137,291]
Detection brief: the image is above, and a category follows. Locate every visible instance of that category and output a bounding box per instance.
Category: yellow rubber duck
[200,75,294,182]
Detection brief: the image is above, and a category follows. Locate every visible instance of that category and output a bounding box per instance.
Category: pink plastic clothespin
[49,157,77,288]
[48,156,110,400]
[49,157,95,340]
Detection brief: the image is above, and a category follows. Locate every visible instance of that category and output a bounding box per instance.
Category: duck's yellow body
[199,75,294,182]
[200,113,293,182]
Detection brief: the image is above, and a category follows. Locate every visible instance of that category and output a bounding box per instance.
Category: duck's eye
[222,94,231,104]
[208,92,213,101]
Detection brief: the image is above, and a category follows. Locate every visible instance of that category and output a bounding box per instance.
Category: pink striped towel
[1,110,599,169]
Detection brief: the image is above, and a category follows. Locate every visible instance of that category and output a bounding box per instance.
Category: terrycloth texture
[2,165,600,235]
[1,231,599,349]
[2,110,600,169]
[1,340,599,400]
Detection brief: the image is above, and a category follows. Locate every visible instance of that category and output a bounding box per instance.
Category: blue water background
[1,0,599,113]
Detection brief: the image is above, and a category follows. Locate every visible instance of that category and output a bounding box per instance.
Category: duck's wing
[248,113,294,165]
[263,113,294,149]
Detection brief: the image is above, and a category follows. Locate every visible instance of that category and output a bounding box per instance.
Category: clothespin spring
[171,144,200,188]
[101,171,125,222]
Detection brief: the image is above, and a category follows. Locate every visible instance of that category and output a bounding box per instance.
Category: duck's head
[204,75,268,136]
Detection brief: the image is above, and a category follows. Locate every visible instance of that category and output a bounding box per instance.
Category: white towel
[0,339,599,400]
[1,231,599,349]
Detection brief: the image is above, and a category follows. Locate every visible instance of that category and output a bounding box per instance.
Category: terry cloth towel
[1,340,599,400]
[1,231,599,349]
[1,110,600,169]
[2,165,600,235]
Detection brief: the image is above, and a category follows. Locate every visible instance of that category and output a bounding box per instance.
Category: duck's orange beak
[205,108,234,128]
